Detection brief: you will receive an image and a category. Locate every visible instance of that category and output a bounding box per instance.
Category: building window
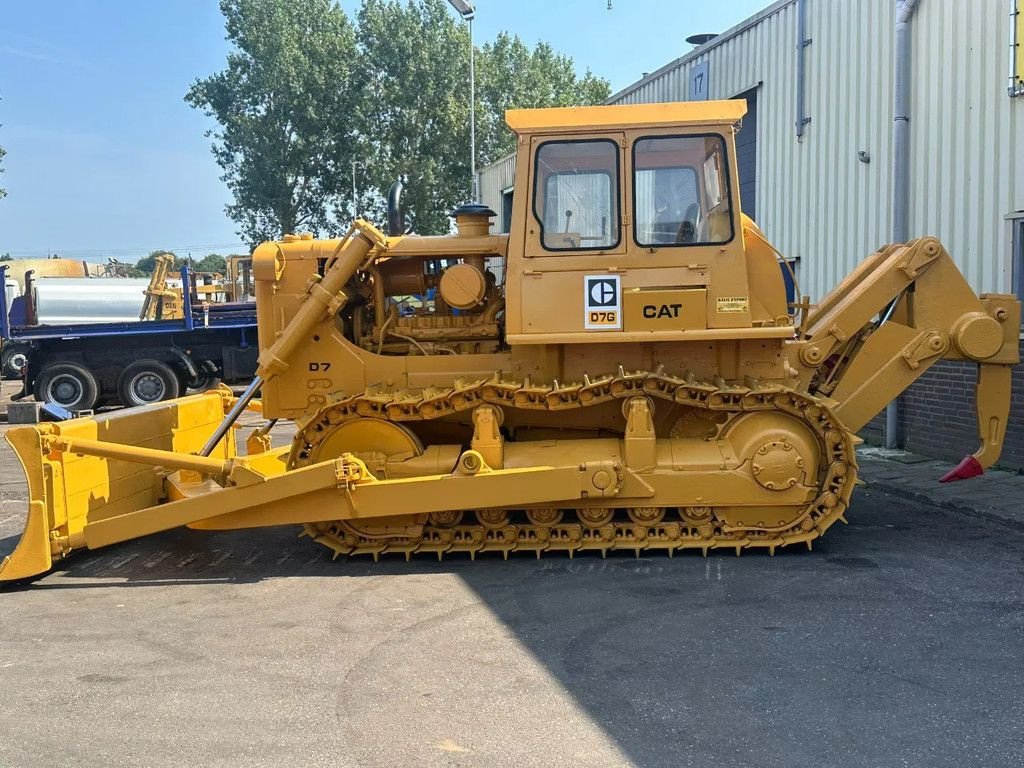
[533,139,620,252]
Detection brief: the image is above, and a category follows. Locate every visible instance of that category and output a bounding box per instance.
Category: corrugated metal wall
[479,0,1024,300]
[908,0,1021,294]
[477,154,515,230]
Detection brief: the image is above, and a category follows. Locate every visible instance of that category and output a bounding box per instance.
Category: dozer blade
[0,390,638,582]
[1,391,238,583]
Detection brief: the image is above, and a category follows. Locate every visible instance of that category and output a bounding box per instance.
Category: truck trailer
[0,265,258,410]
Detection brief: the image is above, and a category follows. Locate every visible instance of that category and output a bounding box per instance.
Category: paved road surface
[1,389,1022,767]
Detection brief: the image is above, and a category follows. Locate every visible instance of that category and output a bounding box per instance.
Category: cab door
[516,133,629,339]
[524,133,626,260]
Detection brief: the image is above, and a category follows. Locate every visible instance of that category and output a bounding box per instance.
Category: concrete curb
[857,448,1024,531]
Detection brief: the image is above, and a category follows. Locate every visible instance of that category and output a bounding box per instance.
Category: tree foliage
[356,0,472,235]
[133,251,228,276]
[134,250,184,275]
[476,34,610,165]
[186,0,361,245]
[194,253,228,273]
[190,0,611,241]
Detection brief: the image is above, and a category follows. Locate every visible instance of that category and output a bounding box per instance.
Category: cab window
[533,139,620,251]
[633,135,734,247]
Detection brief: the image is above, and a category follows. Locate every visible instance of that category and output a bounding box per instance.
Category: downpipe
[885,0,921,449]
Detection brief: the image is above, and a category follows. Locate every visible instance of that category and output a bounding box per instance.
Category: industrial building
[478,0,1024,469]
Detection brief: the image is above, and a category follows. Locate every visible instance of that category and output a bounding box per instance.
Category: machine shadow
[10,492,1024,767]
[3,518,843,766]
[0,506,841,766]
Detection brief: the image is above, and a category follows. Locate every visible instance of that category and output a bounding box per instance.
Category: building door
[1013,216,1024,303]
[501,188,514,234]
[734,88,758,221]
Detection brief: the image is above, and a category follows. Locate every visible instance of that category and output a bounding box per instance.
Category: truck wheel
[117,360,181,407]
[34,363,99,411]
[2,349,28,379]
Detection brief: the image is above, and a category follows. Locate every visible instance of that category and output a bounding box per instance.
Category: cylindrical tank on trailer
[33,278,150,324]
[3,259,89,291]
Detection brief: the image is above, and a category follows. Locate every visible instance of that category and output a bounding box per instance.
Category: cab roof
[505,100,747,135]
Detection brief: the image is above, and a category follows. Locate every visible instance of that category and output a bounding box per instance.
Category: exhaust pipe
[387,178,405,236]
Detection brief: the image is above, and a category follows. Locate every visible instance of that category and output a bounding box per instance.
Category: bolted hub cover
[751,441,805,491]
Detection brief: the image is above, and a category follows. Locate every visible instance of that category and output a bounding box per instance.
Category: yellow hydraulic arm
[799,237,1019,477]
[196,220,389,456]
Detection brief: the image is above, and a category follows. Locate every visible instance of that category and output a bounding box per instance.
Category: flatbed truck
[1,265,258,410]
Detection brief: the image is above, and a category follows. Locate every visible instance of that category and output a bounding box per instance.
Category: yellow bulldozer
[2,100,1019,582]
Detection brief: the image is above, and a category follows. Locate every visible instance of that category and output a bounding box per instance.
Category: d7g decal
[584,275,622,330]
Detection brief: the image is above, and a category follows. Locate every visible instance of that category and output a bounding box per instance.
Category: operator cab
[533,133,733,250]
[502,100,789,343]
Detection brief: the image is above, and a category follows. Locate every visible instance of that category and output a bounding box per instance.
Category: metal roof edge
[479,152,516,175]
[605,0,797,104]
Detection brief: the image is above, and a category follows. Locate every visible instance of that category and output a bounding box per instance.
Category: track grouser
[2,100,1019,582]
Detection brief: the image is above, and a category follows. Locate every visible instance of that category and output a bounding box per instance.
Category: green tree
[355,0,471,235]
[195,253,228,273]
[355,2,611,234]
[186,0,361,246]
[0,253,11,262]
[191,0,611,239]
[476,34,610,165]
[134,250,184,275]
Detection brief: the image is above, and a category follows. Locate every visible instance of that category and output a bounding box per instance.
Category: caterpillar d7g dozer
[2,100,1019,582]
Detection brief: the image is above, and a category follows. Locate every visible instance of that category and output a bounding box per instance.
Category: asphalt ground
[1,382,1023,767]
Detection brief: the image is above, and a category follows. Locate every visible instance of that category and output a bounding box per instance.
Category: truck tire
[117,360,181,407]
[2,347,28,379]
[34,362,99,411]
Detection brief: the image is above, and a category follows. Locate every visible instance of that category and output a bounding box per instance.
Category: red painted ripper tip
[938,455,984,483]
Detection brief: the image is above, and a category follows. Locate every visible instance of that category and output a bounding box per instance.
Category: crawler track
[290,369,859,559]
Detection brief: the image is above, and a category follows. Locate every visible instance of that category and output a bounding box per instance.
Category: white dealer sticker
[584,274,622,330]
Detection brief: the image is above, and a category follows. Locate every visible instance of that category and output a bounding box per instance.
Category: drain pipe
[885,0,921,448]
[795,0,812,138]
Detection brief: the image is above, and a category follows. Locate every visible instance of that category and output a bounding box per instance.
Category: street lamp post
[351,159,366,218]
[447,0,476,201]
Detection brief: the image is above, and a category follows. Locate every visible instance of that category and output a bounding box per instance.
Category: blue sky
[0,0,765,262]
